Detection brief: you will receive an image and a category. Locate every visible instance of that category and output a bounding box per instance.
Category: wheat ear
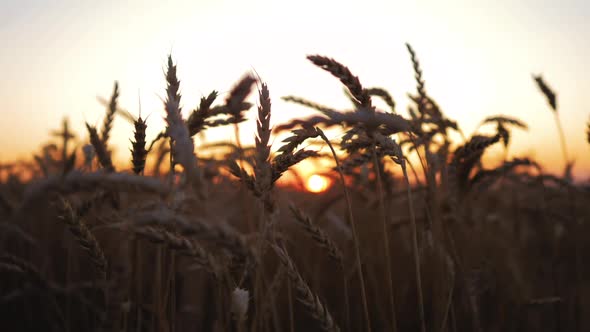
[533,74,569,170]
[289,204,350,329]
[86,123,114,172]
[58,197,107,279]
[272,244,340,332]
[131,115,147,175]
[134,226,218,277]
[164,55,204,192]
[101,81,119,145]
[307,55,372,110]
[289,204,342,263]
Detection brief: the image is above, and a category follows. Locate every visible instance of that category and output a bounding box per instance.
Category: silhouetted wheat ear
[131,116,147,175]
[282,96,341,118]
[254,83,272,194]
[453,134,501,163]
[225,75,256,123]
[470,158,536,188]
[164,55,204,192]
[366,87,396,112]
[533,74,557,111]
[406,43,426,100]
[86,123,114,172]
[228,160,256,193]
[277,126,322,156]
[496,123,510,147]
[134,226,218,277]
[449,134,501,197]
[58,197,107,279]
[480,115,528,148]
[188,90,218,136]
[482,115,528,129]
[307,55,372,110]
[0,254,45,285]
[166,56,181,103]
[289,204,343,264]
[272,244,341,332]
[271,150,318,183]
[101,81,119,145]
[476,115,526,149]
[131,208,254,266]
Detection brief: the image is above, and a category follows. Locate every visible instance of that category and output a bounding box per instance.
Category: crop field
[0,44,589,332]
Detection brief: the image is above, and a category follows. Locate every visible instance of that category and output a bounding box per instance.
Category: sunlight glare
[306,174,330,193]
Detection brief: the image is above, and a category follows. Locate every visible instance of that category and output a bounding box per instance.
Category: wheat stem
[371,142,398,332]
[401,160,426,332]
[553,112,569,170]
[317,128,372,332]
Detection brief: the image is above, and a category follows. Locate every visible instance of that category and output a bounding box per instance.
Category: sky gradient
[1,0,589,178]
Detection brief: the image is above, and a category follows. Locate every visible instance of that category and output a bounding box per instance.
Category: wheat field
[0,44,589,332]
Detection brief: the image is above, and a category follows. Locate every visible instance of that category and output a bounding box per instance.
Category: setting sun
[306,174,330,193]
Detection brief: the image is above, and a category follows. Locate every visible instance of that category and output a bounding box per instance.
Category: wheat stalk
[366,87,396,112]
[533,74,570,171]
[131,116,147,175]
[281,96,342,118]
[271,244,340,332]
[289,204,343,264]
[481,115,528,129]
[370,139,398,332]
[375,133,426,332]
[164,55,204,193]
[290,204,350,329]
[101,81,119,145]
[86,123,114,172]
[0,253,46,285]
[253,83,273,212]
[58,197,107,279]
[316,128,371,332]
[134,226,218,277]
[188,91,218,136]
[406,43,426,103]
[225,75,256,124]
[307,55,372,111]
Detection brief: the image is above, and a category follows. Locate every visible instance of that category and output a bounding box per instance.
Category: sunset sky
[1,0,589,178]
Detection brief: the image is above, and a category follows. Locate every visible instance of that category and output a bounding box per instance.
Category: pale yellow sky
[1,0,589,178]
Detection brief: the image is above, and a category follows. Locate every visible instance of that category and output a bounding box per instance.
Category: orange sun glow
[305,174,330,193]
